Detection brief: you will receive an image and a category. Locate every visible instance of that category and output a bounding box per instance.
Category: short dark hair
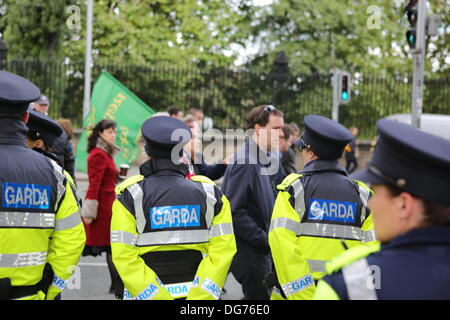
[281,125,292,140]
[244,105,284,130]
[385,184,450,226]
[167,106,181,116]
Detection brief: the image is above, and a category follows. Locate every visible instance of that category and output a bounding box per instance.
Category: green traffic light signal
[341,92,349,100]
[341,75,349,101]
[406,30,416,48]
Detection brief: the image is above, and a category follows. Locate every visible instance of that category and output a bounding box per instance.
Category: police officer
[268,115,376,300]
[25,110,81,208]
[0,71,85,300]
[111,116,236,300]
[314,119,450,300]
[26,110,63,163]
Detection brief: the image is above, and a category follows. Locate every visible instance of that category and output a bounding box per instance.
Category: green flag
[75,71,155,173]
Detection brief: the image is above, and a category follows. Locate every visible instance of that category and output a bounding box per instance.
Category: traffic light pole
[332,69,339,122]
[411,0,427,128]
[82,0,94,122]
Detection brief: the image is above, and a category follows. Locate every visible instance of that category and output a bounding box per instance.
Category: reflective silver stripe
[307,259,327,273]
[136,230,209,246]
[50,160,66,209]
[291,179,306,220]
[209,223,233,238]
[362,230,376,243]
[297,222,362,241]
[0,251,47,268]
[200,183,216,228]
[269,217,300,234]
[281,273,315,297]
[0,211,55,228]
[342,258,378,300]
[358,184,371,222]
[165,281,192,298]
[54,211,81,231]
[111,230,138,246]
[128,183,146,234]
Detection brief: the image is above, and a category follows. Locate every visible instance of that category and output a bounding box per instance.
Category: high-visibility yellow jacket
[0,153,85,300]
[111,170,236,300]
[268,168,377,300]
[313,243,380,300]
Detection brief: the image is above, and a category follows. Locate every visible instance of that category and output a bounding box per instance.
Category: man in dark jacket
[221,105,285,300]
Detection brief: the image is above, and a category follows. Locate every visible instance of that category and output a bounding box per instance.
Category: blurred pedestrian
[221,104,285,300]
[167,106,184,120]
[280,125,293,176]
[31,94,50,116]
[189,108,204,124]
[81,119,120,294]
[111,116,236,300]
[189,108,204,132]
[269,115,375,300]
[281,123,300,175]
[53,118,76,182]
[0,71,85,300]
[345,126,359,174]
[315,119,450,300]
[184,116,228,181]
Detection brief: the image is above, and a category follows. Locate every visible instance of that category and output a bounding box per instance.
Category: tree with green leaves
[0,0,74,58]
[0,0,254,67]
[245,0,448,77]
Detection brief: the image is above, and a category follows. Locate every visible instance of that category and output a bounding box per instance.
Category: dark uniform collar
[382,225,450,249]
[139,158,189,177]
[0,118,29,147]
[32,147,62,167]
[302,159,347,175]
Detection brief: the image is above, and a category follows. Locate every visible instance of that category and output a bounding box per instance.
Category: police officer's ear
[26,137,45,150]
[394,192,425,224]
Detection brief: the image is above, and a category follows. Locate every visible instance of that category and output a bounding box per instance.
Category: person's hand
[223,154,235,166]
[83,217,94,225]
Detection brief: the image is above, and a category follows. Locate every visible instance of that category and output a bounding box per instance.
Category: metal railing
[5,59,450,139]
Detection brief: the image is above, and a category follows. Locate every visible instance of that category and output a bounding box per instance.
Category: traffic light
[337,72,351,104]
[340,75,350,101]
[405,1,418,48]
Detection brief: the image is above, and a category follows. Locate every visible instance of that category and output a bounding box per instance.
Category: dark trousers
[230,250,272,300]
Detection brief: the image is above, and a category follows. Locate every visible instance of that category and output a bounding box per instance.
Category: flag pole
[82,0,93,122]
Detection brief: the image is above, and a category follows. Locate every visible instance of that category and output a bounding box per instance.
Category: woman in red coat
[81,119,120,294]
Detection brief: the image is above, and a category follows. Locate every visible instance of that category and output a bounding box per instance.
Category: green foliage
[1,0,74,58]
[0,0,448,138]
[427,0,450,77]
[247,0,449,77]
[1,0,249,67]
